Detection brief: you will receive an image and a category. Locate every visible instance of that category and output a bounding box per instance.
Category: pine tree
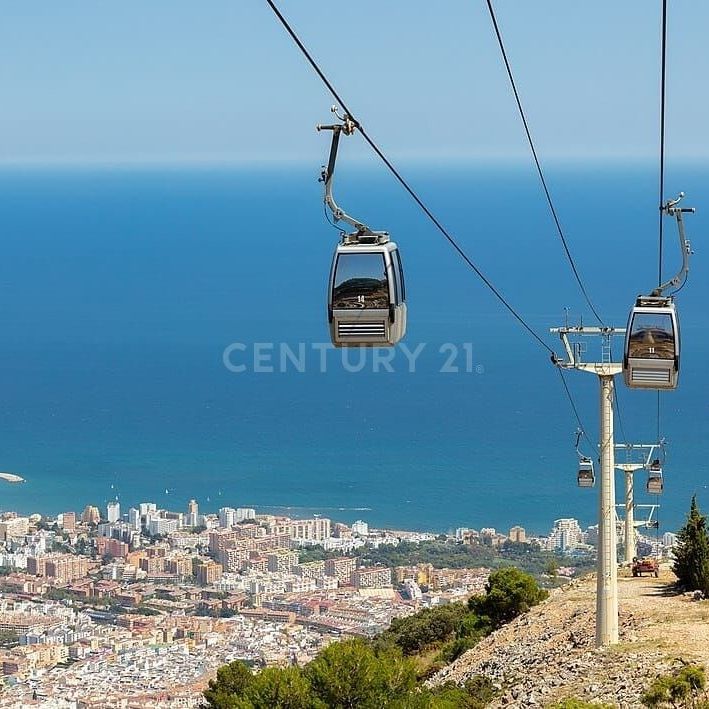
[673,495,709,594]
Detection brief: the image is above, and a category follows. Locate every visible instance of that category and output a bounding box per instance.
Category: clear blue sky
[1,1,707,164]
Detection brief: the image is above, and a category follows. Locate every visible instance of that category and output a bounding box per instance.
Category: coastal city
[0,497,676,707]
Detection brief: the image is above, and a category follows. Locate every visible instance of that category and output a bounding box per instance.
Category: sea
[0,159,707,535]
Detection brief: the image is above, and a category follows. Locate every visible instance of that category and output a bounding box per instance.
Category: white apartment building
[139,502,157,517]
[351,520,369,536]
[235,508,256,523]
[218,507,236,528]
[548,518,584,551]
[147,518,179,536]
[106,502,121,524]
[128,508,141,532]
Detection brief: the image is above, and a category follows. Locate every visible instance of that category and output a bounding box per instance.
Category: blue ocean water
[0,161,707,534]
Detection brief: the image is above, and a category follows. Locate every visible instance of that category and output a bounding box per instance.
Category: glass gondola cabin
[623,296,679,390]
[328,240,406,347]
[646,459,664,495]
[577,458,595,488]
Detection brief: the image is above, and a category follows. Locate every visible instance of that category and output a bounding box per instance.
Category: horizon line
[0,153,707,170]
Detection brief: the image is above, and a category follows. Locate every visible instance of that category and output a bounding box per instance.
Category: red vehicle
[632,557,659,577]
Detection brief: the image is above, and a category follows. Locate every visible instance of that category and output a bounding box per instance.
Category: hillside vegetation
[203,567,546,708]
[430,566,709,707]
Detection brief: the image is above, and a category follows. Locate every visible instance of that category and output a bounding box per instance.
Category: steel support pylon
[597,374,618,646]
[615,444,664,563]
[551,326,624,648]
[624,471,635,564]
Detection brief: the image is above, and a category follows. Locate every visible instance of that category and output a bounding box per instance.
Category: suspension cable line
[265,0,553,354]
[484,0,623,448]
[485,0,605,327]
[558,368,597,450]
[656,0,669,447]
[658,0,668,288]
[264,0,596,450]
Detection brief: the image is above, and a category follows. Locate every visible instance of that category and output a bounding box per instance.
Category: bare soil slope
[429,566,709,707]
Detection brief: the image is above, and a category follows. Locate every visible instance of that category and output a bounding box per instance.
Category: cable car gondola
[646,458,664,495]
[623,194,694,390]
[318,108,406,347]
[328,236,406,347]
[624,296,679,389]
[577,457,595,488]
[574,430,595,488]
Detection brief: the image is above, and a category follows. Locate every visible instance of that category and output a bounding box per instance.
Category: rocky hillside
[428,566,709,707]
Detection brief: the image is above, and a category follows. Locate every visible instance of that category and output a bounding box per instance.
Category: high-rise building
[26,556,47,576]
[196,560,223,586]
[164,557,192,578]
[97,537,130,559]
[509,526,526,543]
[278,518,331,541]
[107,501,121,524]
[324,557,357,585]
[351,520,369,537]
[332,523,352,538]
[0,518,30,541]
[46,555,89,582]
[81,506,101,525]
[97,523,114,538]
[139,502,157,517]
[59,512,76,533]
[208,529,240,555]
[455,527,471,542]
[29,554,88,582]
[352,566,392,589]
[663,532,678,547]
[235,508,256,523]
[549,518,584,551]
[147,518,178,536]
[186,500,199,528]
[128,508,141,532]
[267,551,298,573]
[218,507,236,529]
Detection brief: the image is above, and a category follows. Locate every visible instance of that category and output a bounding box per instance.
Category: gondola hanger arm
[652,192,695,296]
[317,107,373,237]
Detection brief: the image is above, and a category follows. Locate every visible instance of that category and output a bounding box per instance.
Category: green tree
[203,660,254,708]
[544,556,560,577]
[427,676,497,709]
[641,665,706,708]
[469,567,547,628]
[240,666,318,709]
[383,603,471,656]
[673,496,709,594]
[435,635,478,664]
[305,638,417,709]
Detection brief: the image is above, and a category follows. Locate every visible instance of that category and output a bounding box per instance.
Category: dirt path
[617,565,709,664]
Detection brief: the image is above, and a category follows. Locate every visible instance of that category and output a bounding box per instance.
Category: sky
[0,1,707,164]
